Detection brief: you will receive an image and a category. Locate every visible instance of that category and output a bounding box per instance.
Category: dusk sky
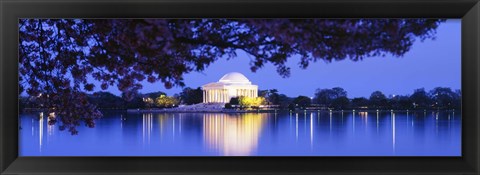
[95,19,461,98]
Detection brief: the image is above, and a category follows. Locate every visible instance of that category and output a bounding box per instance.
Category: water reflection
[392,111,396,153]
[142,113,153,146]
[295,113,299,141]
[376,111,379,133]
[310,113,313,149]
[47,112,55,143]
[39,112,43,152]
[20,111,461,156]
[203,113,267,156]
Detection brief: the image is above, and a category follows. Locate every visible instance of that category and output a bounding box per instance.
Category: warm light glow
[203,113,266,156]
[359,112,368,117]
[142,113,153,146]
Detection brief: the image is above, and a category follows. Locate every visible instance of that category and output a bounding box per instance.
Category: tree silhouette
[369,91,388,109]
[179,87,203,105]
[293,96,312,109]
[314,87,348,107]
[429,87,460,109]
[351,97,369,108]
[19,19,444,134]
[87,91,123,109]
[410,88,431,109]
[258,89,281,105]
[331,96,350,109]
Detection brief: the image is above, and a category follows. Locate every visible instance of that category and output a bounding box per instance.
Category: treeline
[316,87,460,110]
[255,87,461,110]
[86,87,204,109]
[20,86,461,111]
[20,87,204,110]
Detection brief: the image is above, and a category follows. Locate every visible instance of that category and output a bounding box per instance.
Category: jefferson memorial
[202,72,258,103]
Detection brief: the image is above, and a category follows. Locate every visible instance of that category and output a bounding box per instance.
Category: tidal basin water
[19,110,461,156]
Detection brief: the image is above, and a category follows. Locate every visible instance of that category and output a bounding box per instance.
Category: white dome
[218,72,251,84]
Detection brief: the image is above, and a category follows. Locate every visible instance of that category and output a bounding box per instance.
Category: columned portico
[202,72,258,103]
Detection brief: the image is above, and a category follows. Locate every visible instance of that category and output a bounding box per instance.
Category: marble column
[208,90,212,103]
[225,90,228,102]
[226,90,228,102]
[206,90,209,103]
[219,89,223,103]
[214,89,217,102]
[223,90,226,103]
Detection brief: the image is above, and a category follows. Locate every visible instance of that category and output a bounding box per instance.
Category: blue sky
[97,19,461,98]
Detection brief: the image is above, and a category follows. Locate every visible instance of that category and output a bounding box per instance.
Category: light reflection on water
[203,113,267,156]
[19,110,461,156]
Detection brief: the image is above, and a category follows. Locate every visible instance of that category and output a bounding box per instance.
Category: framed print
[16,18,462,157]
[1,0,479,174]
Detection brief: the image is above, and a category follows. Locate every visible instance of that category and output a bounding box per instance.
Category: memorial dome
[218,72,251,84]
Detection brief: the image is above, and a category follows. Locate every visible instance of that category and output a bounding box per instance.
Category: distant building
[202,72,258,103]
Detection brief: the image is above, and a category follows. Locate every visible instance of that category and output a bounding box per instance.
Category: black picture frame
[1,0,479,174]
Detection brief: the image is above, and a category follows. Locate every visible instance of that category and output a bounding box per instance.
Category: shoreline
[125,108,458,114]
[22,108,459,114]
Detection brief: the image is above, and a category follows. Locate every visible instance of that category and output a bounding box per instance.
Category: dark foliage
[410,88,431,109]
[314,87,348,107]
[143,91,167,99]
[87,91,123,109]
[429,87,461,109]
[229,97,240,105]
[351,97,369,108]
[369,91,388,109]
[179,87,203,105]
[19,19,444,134]
[292,96,312,109]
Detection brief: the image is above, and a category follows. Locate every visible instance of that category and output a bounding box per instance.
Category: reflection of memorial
[142,113,153,145]
[203,113,266,156]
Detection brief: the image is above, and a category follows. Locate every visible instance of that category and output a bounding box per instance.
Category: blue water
[19,110,461,156]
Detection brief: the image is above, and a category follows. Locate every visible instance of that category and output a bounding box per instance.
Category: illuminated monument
[202,72,258,103]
